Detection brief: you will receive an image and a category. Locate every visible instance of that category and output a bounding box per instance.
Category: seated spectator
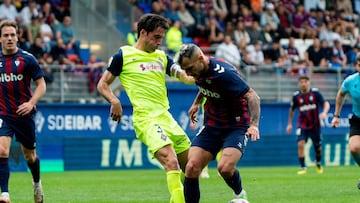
[260,3,280,34]
[177,1,195,37]
[329,39,347,72]
[304,38,329,72]
[127,21,138,46]
[165,20,182,55]
[206,18,225,47]
[247,21,264,45]
[28,15,41,44]
[40,2,57,27]
[233,21,250,48]
[18,24,32,51]
[39,15,54,53]
[29,37,46,60]
[189,2,207,38]
[56,15,80,55]
[164,1,180,23]
[0,0,21,22]
[276,4,291,38]
[39,54,55,84]
[50,38,73,65]
[86,53,106,93]
[215,35,241,69]
[263,40,286,71]
[19,0,39,27]
[246,40,265,68]
[291,4,307,39]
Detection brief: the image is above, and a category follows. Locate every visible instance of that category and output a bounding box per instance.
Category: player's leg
[155,145,185,203]
[297,129,307,174]
[310,130,323,174]
[348,115,360,189]
[184,146,212,203]
[0,136,12,203]
[219,128,248,201]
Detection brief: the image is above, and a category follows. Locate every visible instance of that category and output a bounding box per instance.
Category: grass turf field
[7,165,360,203]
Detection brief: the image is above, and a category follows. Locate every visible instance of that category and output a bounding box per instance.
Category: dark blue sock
[184,177,199,203]
[299,157,305,168]
[27,157,40,182]
[224,169,242,195]
[0,158,9,192]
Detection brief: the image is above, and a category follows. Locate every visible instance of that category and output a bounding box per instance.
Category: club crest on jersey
[206,79,211,84]
[14,59,20,67]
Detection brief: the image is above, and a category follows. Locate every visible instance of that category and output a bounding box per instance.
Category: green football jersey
[117,46,170,118]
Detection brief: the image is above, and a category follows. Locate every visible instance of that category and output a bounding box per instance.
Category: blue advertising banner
[12,83,354,171]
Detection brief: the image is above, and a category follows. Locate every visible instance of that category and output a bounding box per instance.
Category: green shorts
[133,111,191,158]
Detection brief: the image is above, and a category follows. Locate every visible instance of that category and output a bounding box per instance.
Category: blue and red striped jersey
[0,49,44,117]
[291,88,326,130]
[196,58,250,128]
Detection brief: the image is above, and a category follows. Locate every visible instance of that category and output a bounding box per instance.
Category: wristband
[334,114,340,118]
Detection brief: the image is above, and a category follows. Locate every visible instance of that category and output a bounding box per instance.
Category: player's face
[180,55,205,79]
[0,26,18,54]
[142,27,166,53]
[298,79,310,93]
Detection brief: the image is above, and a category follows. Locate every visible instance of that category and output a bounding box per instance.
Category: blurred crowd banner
[11,85,354,171]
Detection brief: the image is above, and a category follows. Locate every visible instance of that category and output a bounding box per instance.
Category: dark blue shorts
[297,129,322,147]
[191,126,248,159]
[0,115,36,149]
[349,115,360,137]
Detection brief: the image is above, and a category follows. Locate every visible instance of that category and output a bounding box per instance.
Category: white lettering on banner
[47,115,102,130]
[101,139,162,168]
[305,134,353,166]
[323,113,350,128]
[120,115,134,131]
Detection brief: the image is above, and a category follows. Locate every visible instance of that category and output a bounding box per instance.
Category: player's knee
[217,163,234,178]
[349,144,360,154]
[23,152,36,163]
[185,161,202,177]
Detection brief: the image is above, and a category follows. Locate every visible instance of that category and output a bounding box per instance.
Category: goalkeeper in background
[97,14,194,203]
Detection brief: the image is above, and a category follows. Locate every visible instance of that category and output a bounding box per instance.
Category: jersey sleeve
[107,49,123,76]
[219,68,249,96]
[341,77,351,94]
[25,52,44,80]
[165,55,183,78]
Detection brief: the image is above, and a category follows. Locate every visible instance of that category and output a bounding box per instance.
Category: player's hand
[110,102,122,124]
[188,104,200,127]
[286,124,292,134]
[16,102,34,116]
[331,117,339,128]
[245,125,260,141]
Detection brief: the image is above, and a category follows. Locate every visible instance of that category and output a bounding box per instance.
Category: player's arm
[17,77,46,116]
[286,106,295,134]
[188,91,204,124]
[331,88,347,128]
[243,88,261,141]
[97,70,122,123]
[319,100,330,120]
[167,55,195,84]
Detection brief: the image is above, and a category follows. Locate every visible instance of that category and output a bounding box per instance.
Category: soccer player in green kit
[97,14,194,203]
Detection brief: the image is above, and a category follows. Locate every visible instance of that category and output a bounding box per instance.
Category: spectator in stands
[19,0,39,27]
[263,39,286,71]
[50,38,72,65]
[29,36,46,61]
[329,39,347,71]
[318,21,339,47]
[39,15,54,53]
[189,2,207,38]
[0,0,21,22]
[304,38,329,72]
[177,1,195,37]
[56,15,80,55]
[127,21,138,46]
[215,35,241,69]
[239,6,255,29]
[165,20,183,55]
[260,3,280,35]
[18,24,31,51]
[225,2,241,25]
[207,17,225,47]
[275,4,291,38]
[40,2,57,27]
[211,0,228,21]
[151,0,166,16]
[165,1,180,23]
[86,53,106,93]
[303,8,319,39]
[246,40,265,68]
[291,4,307,39]
[247,21,264,45]
[41,54,55,84]
[53,0,71,23]
[28,15,41,43]
[233,20,250,48]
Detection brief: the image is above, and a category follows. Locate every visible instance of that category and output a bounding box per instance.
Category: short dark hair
[137,14,169,38]
[0,20,18,36]
[298,75,310,81]
[176,43,198,65]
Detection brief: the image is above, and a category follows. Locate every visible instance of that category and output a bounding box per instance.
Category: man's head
[298,75,310,93]
[176,44,208,79]
[136,14,169,52]
[0,20,18,55]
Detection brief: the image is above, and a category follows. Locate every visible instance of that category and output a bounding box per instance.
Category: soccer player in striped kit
[176,44,261,203]
[0,20,46,203]
[286,75,330,175]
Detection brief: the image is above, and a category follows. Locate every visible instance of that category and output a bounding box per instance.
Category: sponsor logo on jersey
[199,87,220,98]
[0,73,23,82]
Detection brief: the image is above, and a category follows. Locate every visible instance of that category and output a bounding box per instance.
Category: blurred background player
[97,14,194,203]
[331,55,360,189]
[286,75,330,175]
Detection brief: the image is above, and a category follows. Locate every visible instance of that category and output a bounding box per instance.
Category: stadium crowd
[129,0,360,75]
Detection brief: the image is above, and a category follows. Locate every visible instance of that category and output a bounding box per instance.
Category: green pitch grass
[8,165,360,203]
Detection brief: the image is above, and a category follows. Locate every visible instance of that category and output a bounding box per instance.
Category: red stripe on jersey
[5,55,16,117]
